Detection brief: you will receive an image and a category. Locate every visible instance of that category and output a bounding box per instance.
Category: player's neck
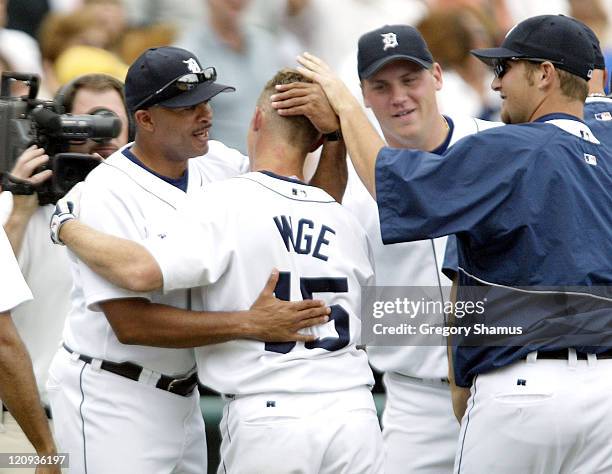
[251,146,305,181]
[130,141,188,179]
[528,94,584,122]
[386,114,450,152]
[588,70,606,96]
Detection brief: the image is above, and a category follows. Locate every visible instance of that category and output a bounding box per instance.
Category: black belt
[63,344,198,397]
[538,349,612,360]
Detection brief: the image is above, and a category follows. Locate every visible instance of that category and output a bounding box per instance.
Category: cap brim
[157,81,236,108]
[360,55,432,79]
[470,47,526,65]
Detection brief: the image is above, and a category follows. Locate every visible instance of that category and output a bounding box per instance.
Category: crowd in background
[1,0,611,153]
[1,1,612,472]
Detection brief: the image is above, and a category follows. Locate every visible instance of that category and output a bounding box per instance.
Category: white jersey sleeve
[144,185,233,292]
[0,225,32,312]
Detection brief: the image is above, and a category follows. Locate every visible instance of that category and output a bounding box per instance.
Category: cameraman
[0,73,129,449]
[55,73,129,159]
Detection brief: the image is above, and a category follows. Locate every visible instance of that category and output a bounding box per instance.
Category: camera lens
[89,108,122,143]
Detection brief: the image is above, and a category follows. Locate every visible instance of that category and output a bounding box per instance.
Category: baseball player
[52,69,384,474]
[271,24,500,473]
[581,24,612,147]
[0,224,60,474]
[298,14,612,473]
[47,48,330,474]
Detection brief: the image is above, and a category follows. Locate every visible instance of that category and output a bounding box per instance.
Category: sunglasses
[493,57,562,79]
[134,67,217,110]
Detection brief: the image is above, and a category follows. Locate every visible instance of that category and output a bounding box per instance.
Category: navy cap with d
[125,46,235,111]
[471,15,595,81]
[358,25,433,80]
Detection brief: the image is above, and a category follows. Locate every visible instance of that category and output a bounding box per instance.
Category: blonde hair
[524,62,588,102]
[257,69,320,149]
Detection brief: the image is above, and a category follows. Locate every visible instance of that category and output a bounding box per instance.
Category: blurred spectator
[121,0,205,28]
[418,6,501,120]
[0,51,30,97]
[503,0,568,27]
[0,0,44,85]
[285,0,428,70]
[121,0,289,33]
[38,8,117,93]
[569,0,611,93]
[54,45,128,85]
[428,0,514,38]
[173,0,291,153]
[6,0,49,39]
[82,0,128,51]
[118,23,177,64]
[48,0,83,12]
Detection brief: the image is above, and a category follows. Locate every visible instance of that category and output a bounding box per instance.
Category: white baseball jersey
[48,140,247,474]
[0,224,32,312]
[344,115,501,474]
[63,140,248,375]
[344,115,501,379]
[144,171,375,395]
[0,200,72,405]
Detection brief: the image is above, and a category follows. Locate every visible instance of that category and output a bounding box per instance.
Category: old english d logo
[381,32,398,51]
[183,58,202,73]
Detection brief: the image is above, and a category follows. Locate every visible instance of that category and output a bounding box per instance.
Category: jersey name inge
[273,215,336,261]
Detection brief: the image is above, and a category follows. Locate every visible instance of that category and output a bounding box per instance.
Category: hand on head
[270,81,339,134]
[295,53,358,115]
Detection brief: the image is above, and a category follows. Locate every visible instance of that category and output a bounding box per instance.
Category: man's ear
[252,106,263,132]
[432,62,444,91]
[134,109,154,132]
[539,62,557,90]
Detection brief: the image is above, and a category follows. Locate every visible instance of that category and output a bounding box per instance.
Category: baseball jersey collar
[535,113,600,144]
[122,147,189,192]
[258,170,309,186]
[534,113,585,124]
[430,115,455,155]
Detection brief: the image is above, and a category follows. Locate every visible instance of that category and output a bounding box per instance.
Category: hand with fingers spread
[296,52,385,198]
[270,81,339,134]
[10,145,53,185]
[295,52,360,115]
[247,269,330,342]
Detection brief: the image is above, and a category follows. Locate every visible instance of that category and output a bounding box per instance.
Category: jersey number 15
[265,272,350,354]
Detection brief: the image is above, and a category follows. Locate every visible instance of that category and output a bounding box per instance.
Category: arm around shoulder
[60,219,162,292]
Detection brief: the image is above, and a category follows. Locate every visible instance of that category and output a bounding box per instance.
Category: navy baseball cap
[471,15,595,81]
[125,46,235,111]
[357,25,434,80]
